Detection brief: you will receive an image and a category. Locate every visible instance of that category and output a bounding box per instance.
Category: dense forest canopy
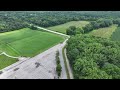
[66,35,120,79]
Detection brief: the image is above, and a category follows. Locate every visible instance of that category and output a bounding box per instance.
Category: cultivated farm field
[89,24,118,39]
[0,28,64,57]
[0,28,64,69]
[111,27,120,41]
[48,21,89,34]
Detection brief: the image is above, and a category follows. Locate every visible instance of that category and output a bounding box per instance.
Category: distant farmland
[0,28,64,68]
[111,27,120,41]
[48,21,89,34]
[89,25,118,39]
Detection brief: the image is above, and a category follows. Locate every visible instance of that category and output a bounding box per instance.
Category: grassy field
[0,55,17,70]
[111,27,120,41]
[89,25,118,39]
[48,21,89,34]
[0,28,64,69]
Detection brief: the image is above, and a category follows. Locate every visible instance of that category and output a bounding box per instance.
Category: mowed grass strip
[89,24,118,39]
[0,28,64,57]
[47,21,89,34]
[111,27,120,41]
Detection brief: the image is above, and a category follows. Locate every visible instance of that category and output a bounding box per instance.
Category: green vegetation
[66,34,120,79]
[89,25,118,39]
[0,55,17,70]
[66,26,77,35]
[65,19,118,37]
[56,51,62,78]
[111,27,120,41]
[0,28,64,57]
[83,19,114,33]
[0,13,29,33]
[29,25,38,30]
[48,21,89,34]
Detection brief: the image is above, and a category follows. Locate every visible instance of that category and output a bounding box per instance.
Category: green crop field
[111,27,120,41]
[89,24,118,39]
[47,21,89,34]
[0,28,64,69]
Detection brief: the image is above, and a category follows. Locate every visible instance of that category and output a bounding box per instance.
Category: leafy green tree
[113,19,120,24]
[99,21,106,28]
[74,58,111,79]
[30,25,37,30]
[76,28,84,34]
[104,19,113,27]
[56,64,62,77]
[55,51,62,78]
[102,63,120,79]
[94,23,100,29]
[66,26,77,35]
[83,24,93,33]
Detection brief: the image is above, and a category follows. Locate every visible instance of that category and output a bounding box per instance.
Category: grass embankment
[62,46,70,79]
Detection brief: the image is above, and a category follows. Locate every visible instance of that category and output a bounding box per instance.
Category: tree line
[66,18,120,36]
[1,11,120,34]
[1,11,118,33]
[83,19,119,33]
[56,51,62,78]
[0,15,29,33]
